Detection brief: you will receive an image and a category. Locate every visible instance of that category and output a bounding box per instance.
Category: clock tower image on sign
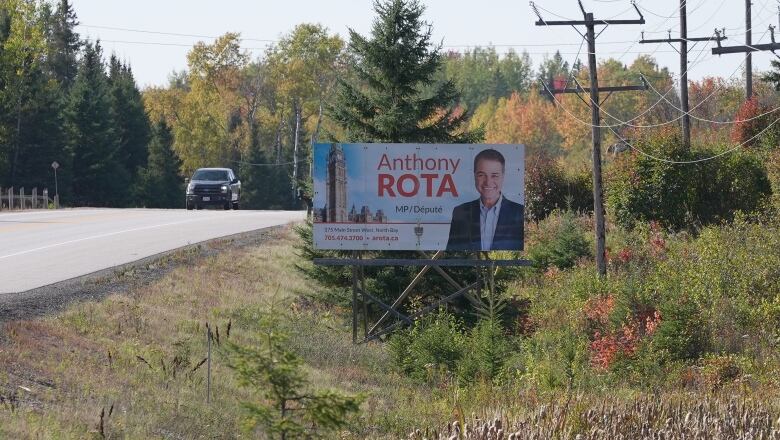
[326,144,348,222]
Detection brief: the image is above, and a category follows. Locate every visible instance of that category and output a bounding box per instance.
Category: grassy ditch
[1,224,780,439]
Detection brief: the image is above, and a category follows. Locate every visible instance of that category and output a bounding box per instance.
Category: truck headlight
[221,185,228,193]
[187,183,195,194]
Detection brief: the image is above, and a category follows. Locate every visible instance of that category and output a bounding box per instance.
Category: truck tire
[186,202,193,210]
[232,202,240,210]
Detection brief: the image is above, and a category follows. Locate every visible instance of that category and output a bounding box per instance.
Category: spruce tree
[239,141,292,209]
[109,55,151,188]
[328,0,481,143]
[65,41,128,206]
[0,8,10,181]
[45,0,80,89]
[136,119,182,208]
[310,0,483,307]
[537,51,570,102]
[8,66,65,192]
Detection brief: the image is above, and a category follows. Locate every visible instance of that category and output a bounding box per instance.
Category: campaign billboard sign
[312,143,525,251]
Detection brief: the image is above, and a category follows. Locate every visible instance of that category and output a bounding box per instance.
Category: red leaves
[731,97,770,147]
[585,294,662,370]
[584,295,615,325]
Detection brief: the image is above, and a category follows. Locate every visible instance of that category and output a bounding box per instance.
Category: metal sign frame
[314,252,531,343]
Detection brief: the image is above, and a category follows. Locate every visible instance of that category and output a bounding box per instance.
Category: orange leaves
[584,294,662,370]
[484,92,562,154]
[584,294,615,326]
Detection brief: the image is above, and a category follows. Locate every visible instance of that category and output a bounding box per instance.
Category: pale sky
[71,0,780,90]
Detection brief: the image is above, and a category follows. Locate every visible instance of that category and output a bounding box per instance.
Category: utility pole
[639,1,726,149]
[533,0,646,277]
[747,0,753,98]
[712,21,780,102]
[680,0,690,146]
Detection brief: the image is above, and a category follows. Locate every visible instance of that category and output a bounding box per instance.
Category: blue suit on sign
[445,197,524,251]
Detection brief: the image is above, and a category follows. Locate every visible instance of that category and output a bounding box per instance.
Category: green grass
[2,224,780,439]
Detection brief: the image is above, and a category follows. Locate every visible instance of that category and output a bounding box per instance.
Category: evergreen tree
[239,104,294,210]
[136,119,182,208]
[537,51,570,102]
[64,41,128,206]
[238,119,263,209]
[309,0,483,309]
[7,65,66,193]
[109,55,151,189]
[328,0,481,143]
[44,0,80,89]
[763,59,780,92]
[226,308,362,439]
[0,6,14,182]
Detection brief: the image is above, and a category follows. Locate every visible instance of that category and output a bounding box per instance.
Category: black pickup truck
[186,168,241,210]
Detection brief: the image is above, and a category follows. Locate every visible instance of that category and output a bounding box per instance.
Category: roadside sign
[51,161,59,170]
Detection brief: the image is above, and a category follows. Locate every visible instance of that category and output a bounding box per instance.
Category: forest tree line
[1,0,774,209]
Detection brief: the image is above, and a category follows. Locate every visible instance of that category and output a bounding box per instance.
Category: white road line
[0,217,212,260]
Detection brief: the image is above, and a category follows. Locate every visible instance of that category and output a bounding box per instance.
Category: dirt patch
[0,225,291,325]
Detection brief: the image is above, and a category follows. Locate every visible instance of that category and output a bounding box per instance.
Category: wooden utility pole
[711,1,780,100]
[746,0,753,98]
[639,1,726,148]
[680,0,690,145]
[533,0,646,277]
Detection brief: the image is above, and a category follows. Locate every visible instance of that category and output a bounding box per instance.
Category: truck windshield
[192,170,229,181]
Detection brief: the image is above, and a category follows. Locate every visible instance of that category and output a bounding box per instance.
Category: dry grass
[410,393,780,439]
[2,225,780,439]
[0,225,341,439]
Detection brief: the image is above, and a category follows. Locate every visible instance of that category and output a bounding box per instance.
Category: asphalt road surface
[0,208,305,294]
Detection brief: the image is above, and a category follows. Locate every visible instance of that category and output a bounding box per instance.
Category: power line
[534,0,648,278]
[606,113,780,164]
[537,37,763,131]
[230,159,296,167]
[92,36,694,55]
[642,74,780,124]
[561,28,771,129]
[95,39,270,50]
[538,60,780,165]
[539,39,713,129]
[535,0,696,131]
[78,24,275,42]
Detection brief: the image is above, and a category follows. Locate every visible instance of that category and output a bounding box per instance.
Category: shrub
[731,97,774,147]
[694,152,772,225]
[607,131,771,230]
[525,154,592,222]
[225,309,363,439]
[389,310,466,383]
[527,210,592,271]
[457,318,512,384]
[522,328,590,390]
[293,221,353,292]
[649,297,709,362]
[700,354,745,390]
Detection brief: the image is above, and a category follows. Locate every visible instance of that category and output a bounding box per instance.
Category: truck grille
[193,185,222,195]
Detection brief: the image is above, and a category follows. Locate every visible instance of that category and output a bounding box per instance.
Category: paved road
[0,208,305,294]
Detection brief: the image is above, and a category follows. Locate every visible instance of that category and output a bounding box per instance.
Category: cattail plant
[409,395,780,439]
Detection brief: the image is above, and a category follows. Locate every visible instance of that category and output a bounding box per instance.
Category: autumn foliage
[484,91,562,156]
[585,293,662,370]
[731,97,772,147]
